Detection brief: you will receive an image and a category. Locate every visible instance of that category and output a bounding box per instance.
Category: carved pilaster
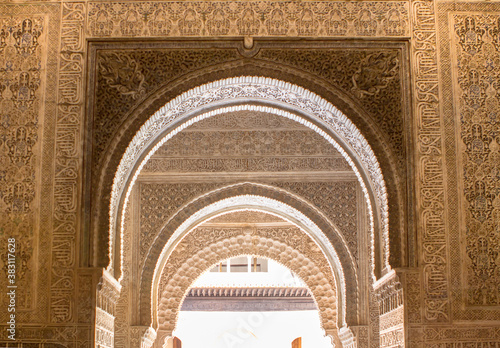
[375,271,405,348]
[95,269,121,348]
[130,325,157,348]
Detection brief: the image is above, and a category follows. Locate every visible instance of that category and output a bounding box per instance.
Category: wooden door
[292,337,301,348]
[173,337,181,348]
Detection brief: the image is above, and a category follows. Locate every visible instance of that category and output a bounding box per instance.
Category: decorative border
[50,1,86,325]
[87,1,409,38]
[0,11,45,316]
[411,0,450,323]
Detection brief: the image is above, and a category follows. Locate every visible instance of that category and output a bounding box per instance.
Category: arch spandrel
[109,78,390,283]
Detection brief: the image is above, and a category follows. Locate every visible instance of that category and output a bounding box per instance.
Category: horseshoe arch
[109,77,390,281]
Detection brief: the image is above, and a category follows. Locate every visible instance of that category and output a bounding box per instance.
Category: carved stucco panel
[87,1,409,39]
[0,13,44,316]
[139,181,358,267]
[436,1,500,325]
[273,181,358,258]
[93,48,240,168]
[0,3,62,329]
[139,183,220,264]
[452,14,500,308]
[255,49,405,169]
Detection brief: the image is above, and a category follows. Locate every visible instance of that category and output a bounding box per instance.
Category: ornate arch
[109,77,390,282]
[156,227,341,346]
[139,182,360,328]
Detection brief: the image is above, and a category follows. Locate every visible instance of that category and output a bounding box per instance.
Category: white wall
[173,310,333,348]
[192,258,305,288]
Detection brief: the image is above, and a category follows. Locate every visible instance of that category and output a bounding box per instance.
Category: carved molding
[87,1,410,38]
[207,210,288,224]
[408,325,500,344]
[181,287,317,312]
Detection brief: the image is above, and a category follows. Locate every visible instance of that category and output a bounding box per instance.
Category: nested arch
[140,183,359,329]
[109,77,390,283]
[106,76,394,348]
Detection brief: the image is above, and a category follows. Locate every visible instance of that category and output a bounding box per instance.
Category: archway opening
[173,255,333,348]
[108,77,392,347]
[153,208,344,347]
[109,77,390,284]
